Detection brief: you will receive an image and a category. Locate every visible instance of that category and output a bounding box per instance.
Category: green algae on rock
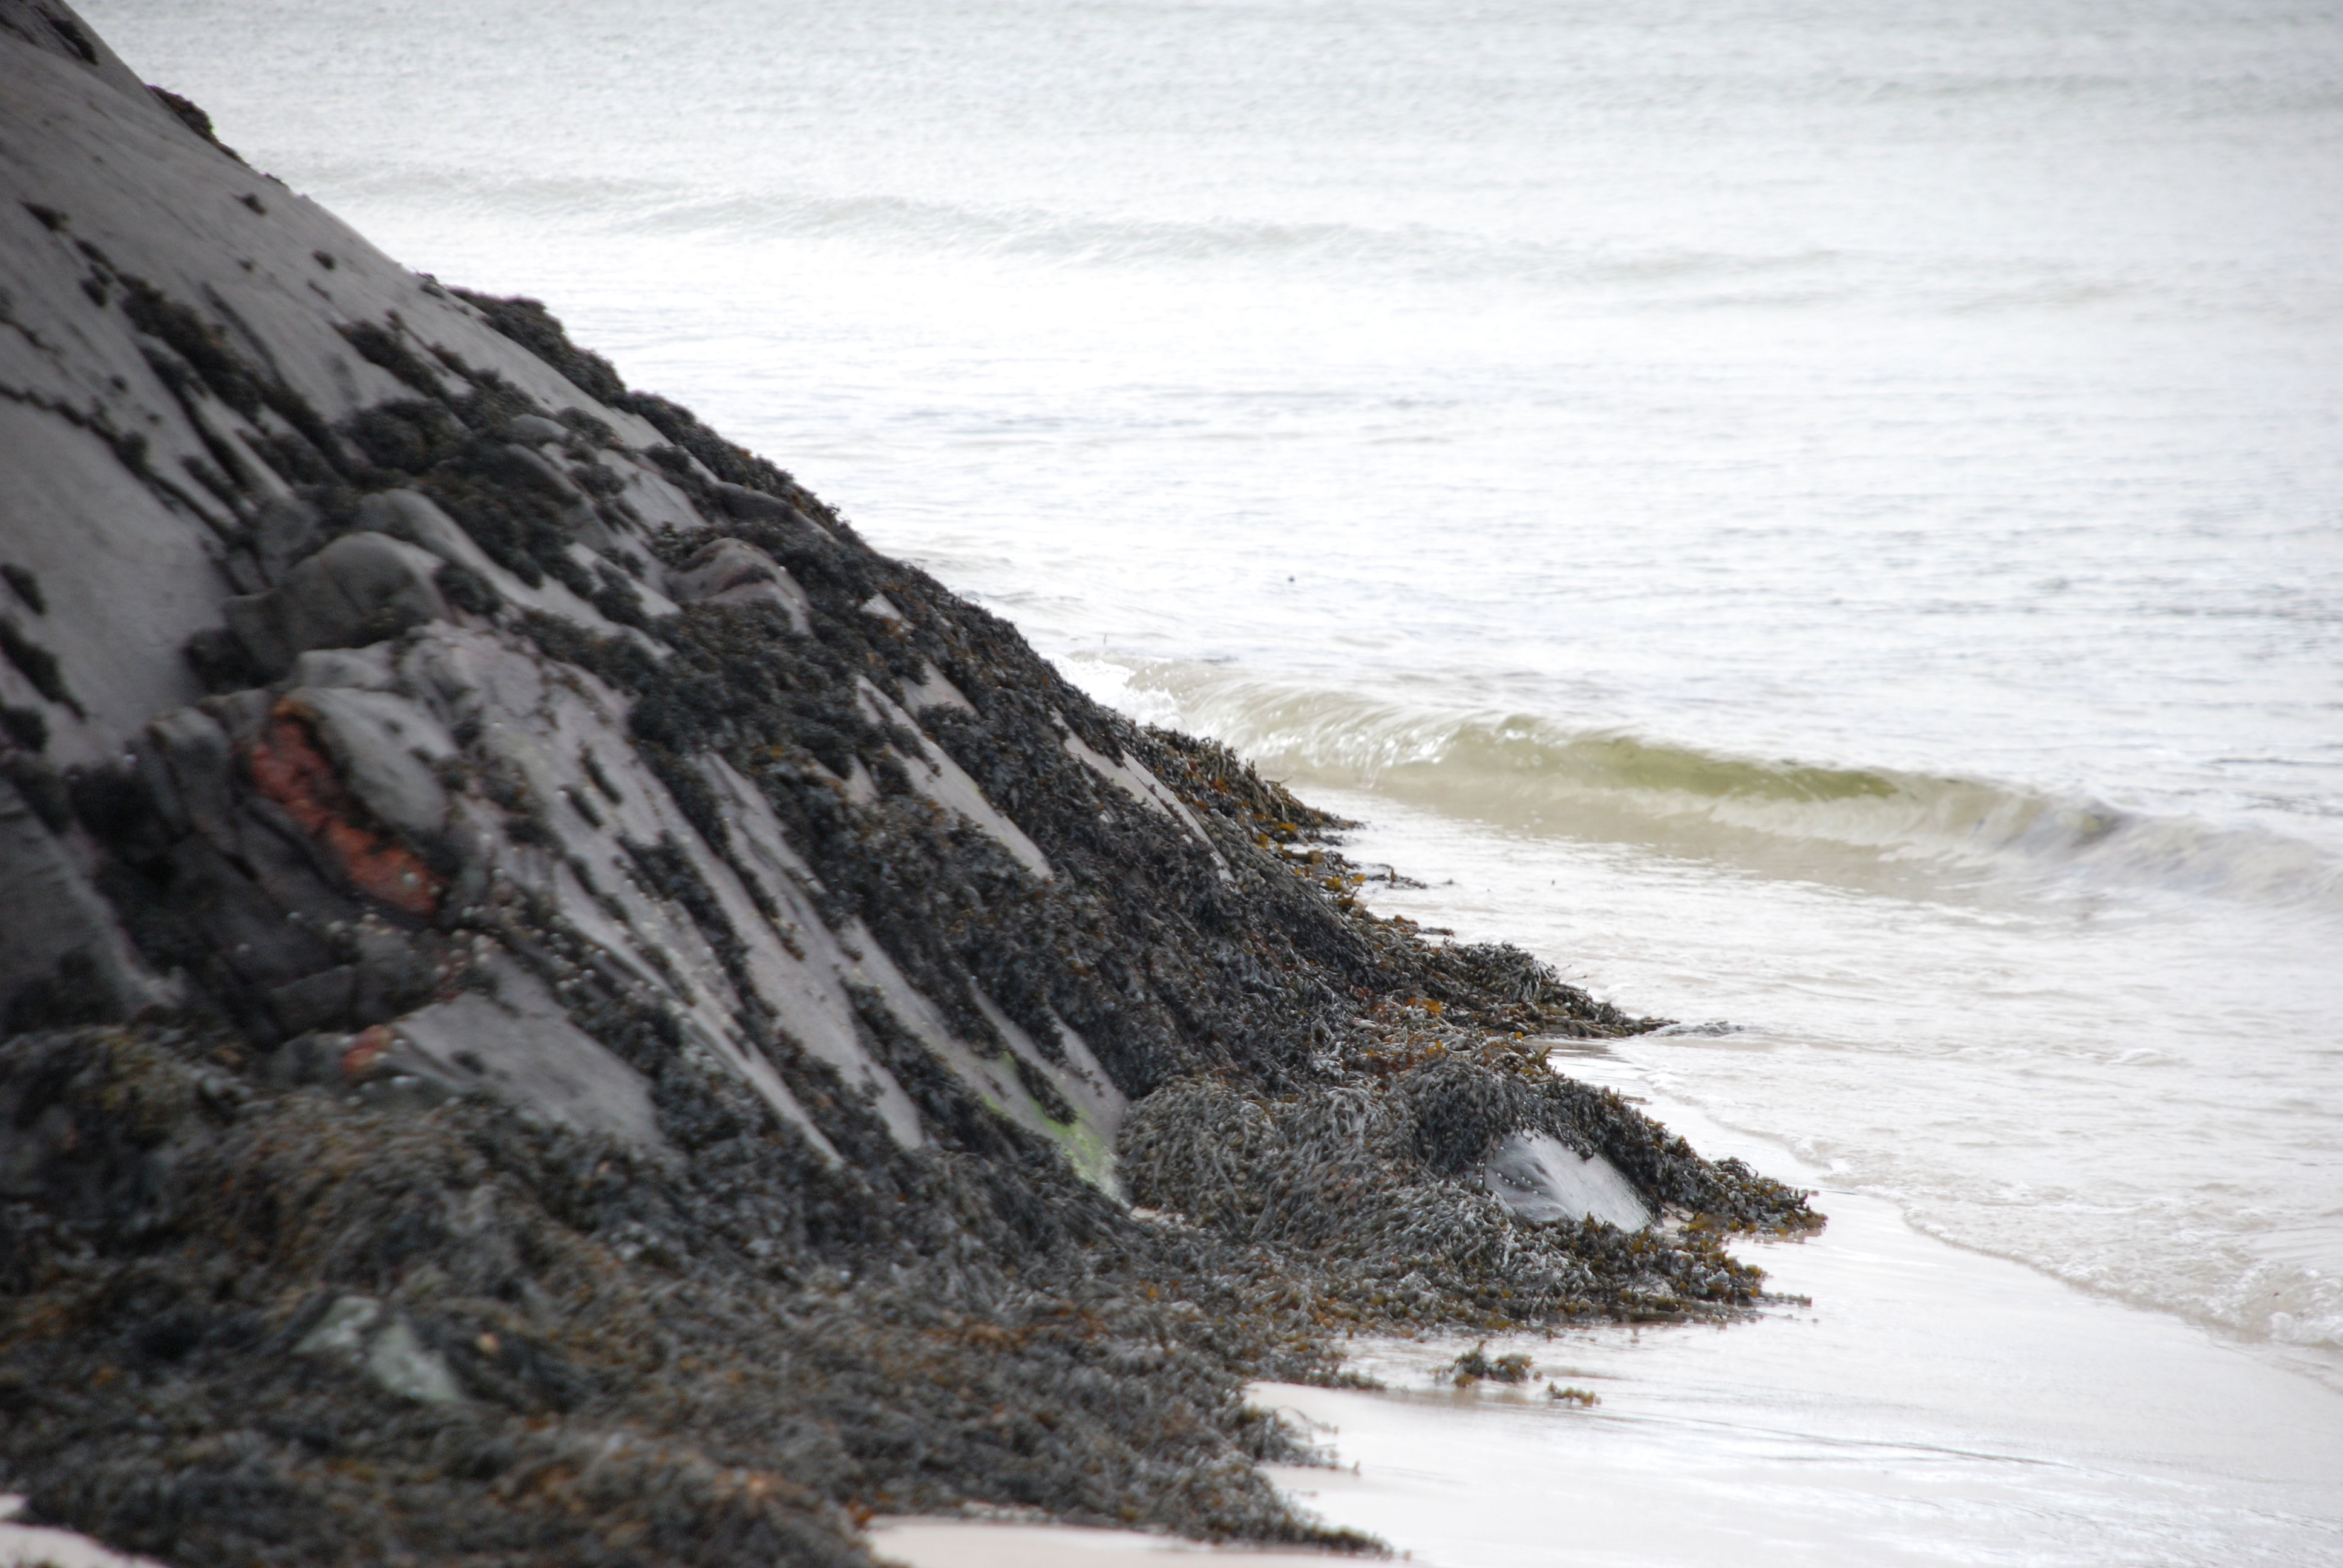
[0,4,1817,1562]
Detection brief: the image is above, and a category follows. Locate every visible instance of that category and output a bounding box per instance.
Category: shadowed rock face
[0,5,1818,1564]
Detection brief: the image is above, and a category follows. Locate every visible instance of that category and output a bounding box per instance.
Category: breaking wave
[1093,665,2343,914]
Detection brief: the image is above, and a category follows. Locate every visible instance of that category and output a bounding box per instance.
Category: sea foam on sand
[0,1498,165,1568]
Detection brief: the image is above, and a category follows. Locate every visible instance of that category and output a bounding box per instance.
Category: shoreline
[875,1073,2343,1566]
[1252,1088,2343,1565]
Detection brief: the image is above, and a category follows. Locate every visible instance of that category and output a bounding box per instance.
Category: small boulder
[287,646,398,692]
[500,443,575,495]
[1481,1131,1651,1231]
[367,1317,465,1403]
[503,414,569,446]
[135,705,235,843]
[250,495,321,584]
[355,489,474,564]
[666,539,810,633]
[292,1294,382,1356]
[292,1295,464,1404]
[709,480,796,521]
[380,958,666,1149]
[224,533,449,676]
[265,964,357,1035]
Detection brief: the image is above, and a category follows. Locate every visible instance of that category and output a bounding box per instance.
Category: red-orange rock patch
[247,702,445,917]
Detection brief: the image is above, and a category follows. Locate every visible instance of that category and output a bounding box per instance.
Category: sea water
[79,0,2343,1560]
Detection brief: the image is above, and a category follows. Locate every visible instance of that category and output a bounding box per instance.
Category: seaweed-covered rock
[0,6,1818,1563]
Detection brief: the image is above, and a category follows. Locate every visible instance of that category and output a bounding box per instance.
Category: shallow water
[1258,1083,2343,1566]
[80,0,2343,1555]
[882,1079,2343,1567]
[1317,787,2343,1390]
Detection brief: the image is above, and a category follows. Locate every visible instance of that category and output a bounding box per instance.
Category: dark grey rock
[287,645,399,691]
[0,776,162,1030]
[502,443,575,495]
[710,480,801,523]
[225,533,451,676]
[504,414,569,446]
[380,959,664,1149]
[266,964,357,1035]
[251,496,322,584]
[350,921,430,1024]
[665,538,810,632]
[146,705,240,851]
[355,489,473,564]
[0,16,1818,1556]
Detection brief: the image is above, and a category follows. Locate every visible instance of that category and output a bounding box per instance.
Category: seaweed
[146,86,244,163]
[0,705,44,751]
[0,616,80,716]
[2,563,45,615]
[1449,1344,1533,1385]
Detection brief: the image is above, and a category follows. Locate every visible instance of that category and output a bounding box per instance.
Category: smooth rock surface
[1481,1130,1651,1232]
[385,959,664,1149]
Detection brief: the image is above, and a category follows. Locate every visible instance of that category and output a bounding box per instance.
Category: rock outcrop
[0,5,1817,1564]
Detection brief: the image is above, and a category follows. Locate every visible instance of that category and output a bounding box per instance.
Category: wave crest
[1090,664,2343,913]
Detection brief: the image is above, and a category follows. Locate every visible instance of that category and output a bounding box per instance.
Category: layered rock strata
[0,6,1817,1563]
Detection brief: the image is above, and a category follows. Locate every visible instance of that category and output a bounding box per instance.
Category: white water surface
[80,0,2343,1558]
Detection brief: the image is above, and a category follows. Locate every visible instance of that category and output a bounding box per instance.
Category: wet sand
[865,1518,1347,1567]
[0,1498,163,1568]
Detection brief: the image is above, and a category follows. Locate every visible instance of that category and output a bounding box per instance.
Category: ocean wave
[298,158,1777,275]
[285,157,2137,311]
[1089,663,2343,913]
[281,155,2343,325]
[1904,1204,2343,1368]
